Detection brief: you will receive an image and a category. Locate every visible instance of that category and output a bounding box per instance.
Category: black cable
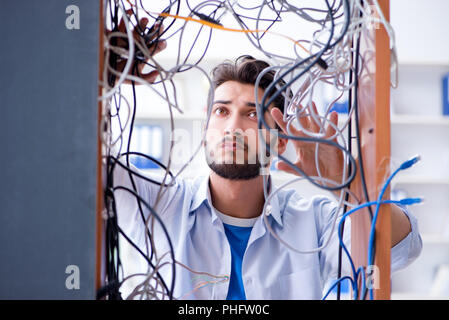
[257,1,282,41]
[102,159,124,300]
[175,2,221,73]
[261,0,351,103]
[350,2,377,300]
[127,64,159,263]
[335,1,376,300]
[125,65,175,297]
[113,186,177,300]
[101,156,175,300]
[103,0,378,301]
[257,0,357,192]
[101,35,176,298]
[103,185,173,299]
[133,3,217,74]
[103,2,179,300]
[108,0,120,87]
[336,60,354,301]
[247,0,355,298]
[177,13,214,72]
[102,5,124,294]
[104,158,174,299]
[352,2,374,220]
[108,153,175,187]
[231,0,283,42]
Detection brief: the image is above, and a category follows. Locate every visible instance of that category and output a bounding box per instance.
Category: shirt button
[266,205,272,214]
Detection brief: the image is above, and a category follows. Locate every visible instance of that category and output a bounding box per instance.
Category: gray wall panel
[0,0,100,299]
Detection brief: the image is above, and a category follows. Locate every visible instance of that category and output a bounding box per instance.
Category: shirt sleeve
[109,159,183,242]
[316,196,353,285]
[390,204,423,273]
[318,197,423,286]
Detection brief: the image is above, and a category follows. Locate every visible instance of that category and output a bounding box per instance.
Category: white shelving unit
[390,63,449,300]
[391,115,449,126]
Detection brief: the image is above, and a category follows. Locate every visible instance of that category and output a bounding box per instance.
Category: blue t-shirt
[222,223,253,300]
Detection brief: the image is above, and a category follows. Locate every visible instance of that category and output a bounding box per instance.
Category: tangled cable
[98,0,411,300]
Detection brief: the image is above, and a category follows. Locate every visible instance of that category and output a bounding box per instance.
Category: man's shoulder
[182,174,209,190]
[278,187,335,209]
[277,188,339,225]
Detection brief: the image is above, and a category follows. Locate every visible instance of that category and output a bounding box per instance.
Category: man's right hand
[108,9,167,84]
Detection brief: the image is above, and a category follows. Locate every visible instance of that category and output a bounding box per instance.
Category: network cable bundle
[98,0,421,300]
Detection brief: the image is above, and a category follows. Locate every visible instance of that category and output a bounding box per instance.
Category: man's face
[204,81,281,180]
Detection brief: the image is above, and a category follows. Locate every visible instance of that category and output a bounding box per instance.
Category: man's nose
[224,113,244,136]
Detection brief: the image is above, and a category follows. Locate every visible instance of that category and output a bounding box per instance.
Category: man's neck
[209,172,266,219]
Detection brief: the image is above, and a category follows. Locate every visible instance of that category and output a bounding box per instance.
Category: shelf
[391,292,449,300]
[396,61,449,68]
[421,234,449,245]
[391,115,449,125]
[392,176,449,185]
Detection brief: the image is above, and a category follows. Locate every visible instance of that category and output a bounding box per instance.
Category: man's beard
[205,138,267,180]
[207,161,261,180]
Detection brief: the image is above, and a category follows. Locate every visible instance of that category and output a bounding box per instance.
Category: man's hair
[211,55,288,114]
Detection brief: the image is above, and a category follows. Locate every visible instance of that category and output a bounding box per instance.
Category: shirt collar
[189,175,211,213]
[189,174,284,227]
[264,177,284,227]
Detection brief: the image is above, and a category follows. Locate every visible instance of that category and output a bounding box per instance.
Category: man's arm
[390,204,411,247]
[331,189,412,248]
[271,104,414,248]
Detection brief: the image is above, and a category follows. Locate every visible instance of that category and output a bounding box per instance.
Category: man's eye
[248,111,257,119]
[214,107,226,115]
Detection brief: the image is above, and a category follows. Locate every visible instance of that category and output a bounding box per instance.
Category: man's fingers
[270,107,288,133]
[149,39,167,56]
[297,113,310,132]
[133,17,149,39]
[140,70,160,84]
[271,107,304,137]
[308,102,322,132]
[139,17,149,30]
[325,111,338,139]
[118,9,133,34]
[115,11,166,55]
[149,23,165,41]
[276,160,300,176]
[118,12,151,41]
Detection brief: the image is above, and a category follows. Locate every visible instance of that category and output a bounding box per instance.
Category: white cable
[100,3,135,101]
[101,0,398,298]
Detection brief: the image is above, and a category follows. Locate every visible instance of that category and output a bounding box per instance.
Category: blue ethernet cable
[366,155,421,299]
[322,196,422,300]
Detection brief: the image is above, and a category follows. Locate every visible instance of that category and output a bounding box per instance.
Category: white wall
[391,0,449,65]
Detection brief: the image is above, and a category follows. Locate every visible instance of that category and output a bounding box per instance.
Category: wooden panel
[350,0,392,300]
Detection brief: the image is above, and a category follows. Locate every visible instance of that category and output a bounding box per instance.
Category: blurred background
[2,0,447,300]
[116,0,449,299]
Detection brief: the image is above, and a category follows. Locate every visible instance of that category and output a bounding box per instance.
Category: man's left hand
[271,102,344,190]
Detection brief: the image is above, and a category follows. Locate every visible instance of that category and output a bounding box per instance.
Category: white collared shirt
[113,166,422,300]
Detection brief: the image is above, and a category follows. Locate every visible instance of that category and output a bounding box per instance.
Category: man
[111,18,422,300]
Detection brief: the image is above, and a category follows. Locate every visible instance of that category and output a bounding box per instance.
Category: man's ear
[201,121,207,147]
[277,136,288,155]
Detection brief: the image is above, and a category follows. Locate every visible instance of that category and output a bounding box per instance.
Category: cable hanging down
[98,0,406,300]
